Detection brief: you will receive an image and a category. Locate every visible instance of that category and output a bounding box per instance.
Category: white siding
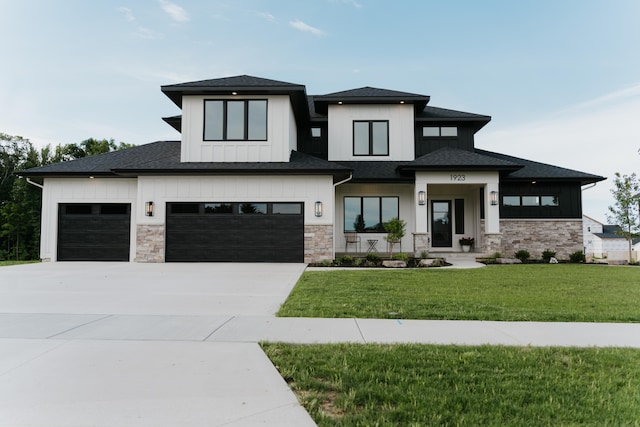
[40,178,138,261]
[138,175,334,225]
[327,104,415,161]
[180,95,297,163]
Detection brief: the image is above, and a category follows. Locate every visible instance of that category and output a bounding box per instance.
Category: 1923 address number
[450,174,466,181]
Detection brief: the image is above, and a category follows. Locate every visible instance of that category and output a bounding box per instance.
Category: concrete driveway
[0,262,315,427]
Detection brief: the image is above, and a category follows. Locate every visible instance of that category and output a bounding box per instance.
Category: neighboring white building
[583,215,639,262]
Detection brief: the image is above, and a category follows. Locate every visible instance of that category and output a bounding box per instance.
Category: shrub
[320,259,332,267]
[420,250,429,259]
[338,255,354,265]
[514,250,531,262]
[569,250,586,263]
[353,257,363,266]
[393,253,409,262]
[542,249,557,262]
[492,251,502,259]
[365,253,381,263]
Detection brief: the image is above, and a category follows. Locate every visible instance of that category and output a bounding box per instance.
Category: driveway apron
[0,262,315,427]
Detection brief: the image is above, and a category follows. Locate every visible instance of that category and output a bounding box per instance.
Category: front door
[431,200,452,247]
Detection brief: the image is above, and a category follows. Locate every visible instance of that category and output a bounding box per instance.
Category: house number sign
[450,174,466,181]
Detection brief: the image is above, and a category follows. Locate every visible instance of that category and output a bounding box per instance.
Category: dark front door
[431,200,452,247]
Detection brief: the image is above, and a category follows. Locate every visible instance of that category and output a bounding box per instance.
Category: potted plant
[459,237,474,252]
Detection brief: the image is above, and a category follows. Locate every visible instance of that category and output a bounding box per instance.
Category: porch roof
[398,147,523,172]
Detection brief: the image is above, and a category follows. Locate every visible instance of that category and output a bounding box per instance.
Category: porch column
[413,179,429,255]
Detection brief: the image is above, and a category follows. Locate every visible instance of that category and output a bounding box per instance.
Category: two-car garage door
[165,202,304,262]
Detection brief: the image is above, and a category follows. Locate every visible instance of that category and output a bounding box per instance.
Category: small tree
[607,172,640,263]
[383,217,406,259]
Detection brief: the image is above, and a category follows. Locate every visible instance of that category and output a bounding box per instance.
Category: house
[583,215,639,262]
[20,75,606,263]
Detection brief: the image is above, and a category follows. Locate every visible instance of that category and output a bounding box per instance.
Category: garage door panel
[58,204,131,261]
[166,202,303,263]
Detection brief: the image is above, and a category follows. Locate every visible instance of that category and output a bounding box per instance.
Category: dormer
[161,75,309,163]
[314,87,430,162]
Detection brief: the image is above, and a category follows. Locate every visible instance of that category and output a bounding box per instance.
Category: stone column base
[135,224,165,263]
[304,224,333,264]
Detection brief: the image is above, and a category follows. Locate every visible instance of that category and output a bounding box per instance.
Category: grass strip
[263,343,640,427]
[278,265,640,322]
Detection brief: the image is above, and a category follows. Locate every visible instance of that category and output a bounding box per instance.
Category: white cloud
[135,27,162,40]
[158,0,190,23]
[117,6,135,22]
[289,20,325,36]
[256,11,276,22]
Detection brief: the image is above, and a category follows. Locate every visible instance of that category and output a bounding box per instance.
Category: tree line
[0,133,133,260]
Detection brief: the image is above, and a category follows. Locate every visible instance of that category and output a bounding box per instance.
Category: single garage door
[166,202,304,262]
[57,203,131,261]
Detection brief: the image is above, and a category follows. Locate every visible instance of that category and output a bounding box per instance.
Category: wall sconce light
[418,191,426,205]
[490,191,498,206]
[145,201,154,217]
[315,201,323,217]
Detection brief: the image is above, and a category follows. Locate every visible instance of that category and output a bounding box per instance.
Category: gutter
[333,172,353,188]
[25,177,44,190]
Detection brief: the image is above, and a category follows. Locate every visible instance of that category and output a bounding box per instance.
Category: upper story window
[204,100,267,141]
[353,120,389,156]
[422,126,457,137]
[503,195,560,207]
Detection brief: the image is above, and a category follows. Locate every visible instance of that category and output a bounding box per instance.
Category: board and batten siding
[180,95,297,163]
[39,178,138,261]
[327,104,415,161]
[137,175,334,225]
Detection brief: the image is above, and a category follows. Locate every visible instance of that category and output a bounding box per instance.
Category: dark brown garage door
[57,203,131,261]
[166,202,304,262]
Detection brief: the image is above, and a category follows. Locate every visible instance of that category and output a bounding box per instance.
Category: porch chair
[386,238,402,253]
[344,232,361,252]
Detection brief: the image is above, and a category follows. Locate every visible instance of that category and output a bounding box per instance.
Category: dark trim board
[57,203,131,261]
[165,202,304,262]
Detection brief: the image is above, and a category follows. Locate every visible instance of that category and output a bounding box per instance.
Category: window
[353,121,388,156]
[422,126,458,137]
[239,203,267,214]
[272,203,303,215]
[204,203,233,214]
[311,127,321,138]
[344,197,399,232]
[204,100,267,141]
[503,195,560,207]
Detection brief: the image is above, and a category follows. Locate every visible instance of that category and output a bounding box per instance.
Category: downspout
[332,173,353,259]
[580,182,598,256]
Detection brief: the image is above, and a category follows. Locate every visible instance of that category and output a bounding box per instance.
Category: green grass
[0,260,39,267]
[278,265,640,322]
[262,343,640,427]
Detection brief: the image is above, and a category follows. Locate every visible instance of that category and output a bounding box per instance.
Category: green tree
[383,217,406,259]
[607,172,640,263]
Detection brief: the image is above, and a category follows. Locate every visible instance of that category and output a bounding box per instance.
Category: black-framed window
[353,120,389,156]
[204,100,267,141]
[344,196,398,232]
[422,126,457,137]
[502,195,559,207]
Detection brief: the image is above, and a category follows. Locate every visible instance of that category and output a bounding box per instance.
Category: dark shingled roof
[335,161,413,183]
[416,106,491,132]
[399,147,522,172]
[19,141,351,179]
[477,149,606,184]
[313,86,430,114]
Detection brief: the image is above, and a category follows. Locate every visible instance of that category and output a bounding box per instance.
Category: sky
[1,0,639,221]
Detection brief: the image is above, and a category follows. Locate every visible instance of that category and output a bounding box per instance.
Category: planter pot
[461,245,471,253]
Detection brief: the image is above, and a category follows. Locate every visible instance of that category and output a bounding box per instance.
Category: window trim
[203,99,268,142]
[353,120,389,156]
[343,196,399,233]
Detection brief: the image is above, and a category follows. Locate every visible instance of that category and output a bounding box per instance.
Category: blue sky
[2,0,639,220]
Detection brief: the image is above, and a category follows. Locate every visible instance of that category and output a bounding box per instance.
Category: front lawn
[278,265,640,322]
[262,343,640,426]
[0,260,39,267]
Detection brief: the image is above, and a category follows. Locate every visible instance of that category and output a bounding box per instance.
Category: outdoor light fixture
[315,201,323,217]
[418,191,426,205]
[145,201,154,217]
[490,191,498,206]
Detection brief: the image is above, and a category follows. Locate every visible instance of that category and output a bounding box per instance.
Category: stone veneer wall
[412,233,430,256]
[499,219,583,260]
[135,224,165,263]
[304,224,333,263]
